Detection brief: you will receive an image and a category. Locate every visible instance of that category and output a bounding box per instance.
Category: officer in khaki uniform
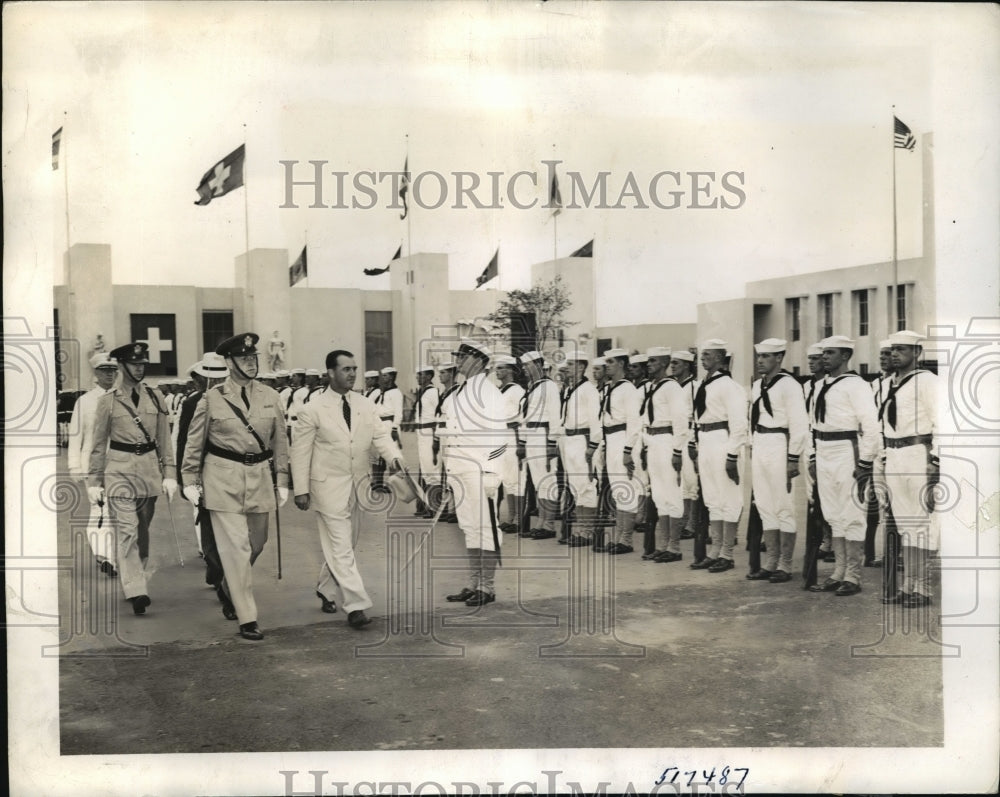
[182,333,290,640]
[88,342,178,614]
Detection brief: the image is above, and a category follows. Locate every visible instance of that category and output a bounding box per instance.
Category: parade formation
[70,325,939,642]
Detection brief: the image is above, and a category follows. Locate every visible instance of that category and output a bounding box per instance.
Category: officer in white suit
[291,349,403,629]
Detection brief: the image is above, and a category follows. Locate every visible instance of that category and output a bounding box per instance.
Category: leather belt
[884,434,933,449]
[603,423,626,435]
[206,443,273,465]
[110,440,156,455]
[414,422,437,429]
[379,415,395,421]
[646,426,674,435]
[814,429,858,442]
[525,421,549,429]
[755,425,789,435]
[564,427,591,437]
[698,421,729,433]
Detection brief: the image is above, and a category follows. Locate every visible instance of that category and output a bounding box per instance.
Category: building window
[896,284,908,331]
[365,310,393,371]
[786,297,801,342]
[818,293,834,339]
[203,311,233,354]
[852,289,869,337]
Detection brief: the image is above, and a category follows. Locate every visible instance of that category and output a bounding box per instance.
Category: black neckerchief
[814,371,860,424]
[751,371,790,428]
[693,370,731,419]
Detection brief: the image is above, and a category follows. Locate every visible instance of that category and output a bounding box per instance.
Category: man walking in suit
[87,342,178,613]
[181,333,290,640]
[291,350,404,629]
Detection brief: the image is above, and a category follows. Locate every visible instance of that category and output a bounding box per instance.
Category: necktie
[241,386,250,409]
[693,371,728,419]
[342,394,351,430]
[131,388,140,406]
[814,373,852,424]
[751,373,782,428]
[878,371,919,430]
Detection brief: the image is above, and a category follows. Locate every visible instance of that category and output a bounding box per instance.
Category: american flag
[894,116,916,150]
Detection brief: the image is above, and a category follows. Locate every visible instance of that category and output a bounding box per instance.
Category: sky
[2,1,947,327]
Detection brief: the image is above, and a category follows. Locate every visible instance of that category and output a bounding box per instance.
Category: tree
[484,275,576,354]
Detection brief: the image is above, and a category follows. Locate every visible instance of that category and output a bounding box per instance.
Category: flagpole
[552,144,558,262]
[405,134,412,258]
[60,112,78,390]
[304,229,309,288]
[891,110,899,333]
[243,123,253,331]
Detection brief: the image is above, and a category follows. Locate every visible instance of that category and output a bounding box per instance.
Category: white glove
[482,471,501,501]
[87,486,105,505]
[277,486,289,507]
[162,478,178,500]
[183,485,202,505]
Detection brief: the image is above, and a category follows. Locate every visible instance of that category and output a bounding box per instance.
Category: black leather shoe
[881,591,909,605]
[347,610,373,628]
[822,550,837,562]
[518,528,536,538]
[129,595,151,615]
[566,535,591,547]
[679,529,696,540]
[642,550,663,561]
[655,551,683,563]
[707,558,734,573]
[222,603,238,621]
[768,570,791,583]
[903,593,932,608]
[809,578,841,593]
[531,529,557,540]
[689,557,716,570]
[502,524,521,534]
[746,569,772,581]
[239,622,264,640]
[464,590,496,607]
[316,591,337,614]
[835,581,862,596]
[446,587,477,602]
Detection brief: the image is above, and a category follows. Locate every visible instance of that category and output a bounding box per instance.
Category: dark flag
[289,245,307,286]
[549,172,562,216]
[476,249,499,288]
[570,238,594,258]
[894,116,916,150]
[364,245,402,276]
[399,156,410,220]
[52,128,62,171]
[194,144,246,205]
[131,314,177,377]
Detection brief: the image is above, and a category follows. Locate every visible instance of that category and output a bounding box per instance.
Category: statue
[91,333,106,356]
[268,330,286,371]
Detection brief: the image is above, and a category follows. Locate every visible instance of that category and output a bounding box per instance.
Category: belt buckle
[134,443,144,455]
[243,453,256,466]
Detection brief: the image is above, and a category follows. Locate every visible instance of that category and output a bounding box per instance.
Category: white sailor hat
[90,352,117,370]
[563,350,589,363]
[819,335,855,350]
[889,330,925,347]
[670,350,695,362]
[604,348,629,360]
[646,346,672,358]
[700,339,727,352]
[493,354,518,367]
[291,367,306,375]
[807,343,824,356]
[306,368,320,376]
[364,370,379,378]
[629,353,648,365]
[276,369,290,378]
[879,339,893,350]
[452,338,492,360]
[519,350,544,364]
[174,378,188,385]
[193,352,229,378]
[415,365,434,374]
[437,360,457,372]
[380,366,398,375]
[754,338,787,354]
[259,372,276,381]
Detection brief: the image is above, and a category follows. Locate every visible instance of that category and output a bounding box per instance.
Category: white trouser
[446,463,501,552]
[681,441,698,500]
[500,430,522,496]
[211,510,269,625]
[603,430,641,512]
[751,431,795,532]
[315,500,373,614]
[525,429,558,504]
[559,434,599,509]
[816,439,866,542]
[698,428,743,523]
[415,426,437,485]
[646,432,683,518]
[885,444,939,551]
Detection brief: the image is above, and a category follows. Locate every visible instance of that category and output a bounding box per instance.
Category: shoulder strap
[113,395,156,446]
[215,386,268,452]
